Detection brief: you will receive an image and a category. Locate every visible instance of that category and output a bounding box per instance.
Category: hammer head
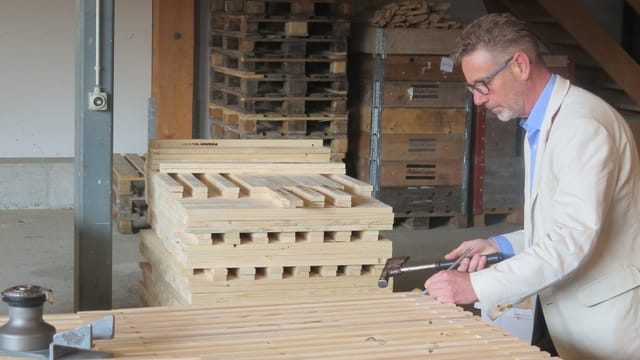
[378,256,410,288]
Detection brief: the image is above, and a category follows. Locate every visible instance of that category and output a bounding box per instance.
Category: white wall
[0,0,151,158]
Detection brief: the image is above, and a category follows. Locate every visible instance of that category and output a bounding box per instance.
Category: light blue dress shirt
[492,75,558,257]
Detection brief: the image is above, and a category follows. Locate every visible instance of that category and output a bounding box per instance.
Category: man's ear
[512,52,531,80]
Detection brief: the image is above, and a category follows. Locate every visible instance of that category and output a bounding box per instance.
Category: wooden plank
[150,138,325,148]
[326,174,373,196]
[359,80,467,108]
[355,54,465,81]
[147,139,332,169]
[175,173,209,199]
[152,0,194,139]
[352,106,466,134]
[352,132,464,161]
[200,173,240,198]
[112,154,142,195]
[157,162,346,174]
[124,153,146,174]
[353,159,464,187]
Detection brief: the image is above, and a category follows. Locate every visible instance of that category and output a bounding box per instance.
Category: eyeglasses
[466,56,514,95]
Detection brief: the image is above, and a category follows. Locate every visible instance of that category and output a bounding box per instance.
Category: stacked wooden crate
[140,139,394,306]
[472,55,574,226]
[112,154,150,234]
[209,0,350,161]
[348,26,471,228]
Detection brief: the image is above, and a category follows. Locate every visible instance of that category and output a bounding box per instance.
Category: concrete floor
[0,208,520,315]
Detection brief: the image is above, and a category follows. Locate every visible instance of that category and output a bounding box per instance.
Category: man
[424,13,640,360]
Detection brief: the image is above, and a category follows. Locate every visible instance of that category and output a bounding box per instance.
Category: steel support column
[74,0,114,311]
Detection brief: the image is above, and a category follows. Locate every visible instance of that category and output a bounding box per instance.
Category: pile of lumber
[112,153,150,233]
[370,1,462,29]
[140,139,394,306]
[29,293,556,359]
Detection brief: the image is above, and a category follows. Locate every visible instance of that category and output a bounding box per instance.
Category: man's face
[461,49,525,121]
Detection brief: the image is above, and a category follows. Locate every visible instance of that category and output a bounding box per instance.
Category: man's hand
[423,270,478,304]
[445,239,499,272]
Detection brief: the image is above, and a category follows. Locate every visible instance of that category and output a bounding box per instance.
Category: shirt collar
[519,74,557,131]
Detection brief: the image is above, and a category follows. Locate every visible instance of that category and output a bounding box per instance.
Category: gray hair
[451,13,543,64]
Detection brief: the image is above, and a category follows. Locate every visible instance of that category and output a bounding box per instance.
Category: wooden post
[152,0,195,139]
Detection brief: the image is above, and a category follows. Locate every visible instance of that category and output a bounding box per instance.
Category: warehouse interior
[0,0,639,358]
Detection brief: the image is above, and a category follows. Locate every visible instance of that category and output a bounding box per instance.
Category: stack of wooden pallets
[209,0,350,161]
[139,139,394,306]
[112,153,150,234]
[348,25,471,229]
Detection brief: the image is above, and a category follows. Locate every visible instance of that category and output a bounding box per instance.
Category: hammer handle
[399,252,505,273]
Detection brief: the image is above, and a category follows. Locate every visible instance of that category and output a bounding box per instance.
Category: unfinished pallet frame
[21,292,557,359]
[141,139,394,306]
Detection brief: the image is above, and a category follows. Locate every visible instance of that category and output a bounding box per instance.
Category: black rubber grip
[434,252,505,270]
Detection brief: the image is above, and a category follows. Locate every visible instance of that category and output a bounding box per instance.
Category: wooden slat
[124,153,146,174]
[157,162,346,174]
[150,138,325,148]
[199,173,239,198]
[152,0,194,139]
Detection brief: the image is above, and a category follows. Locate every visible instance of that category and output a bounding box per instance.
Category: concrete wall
[0,0,151,208]
[0,158,73,208]
[0,0,151,159]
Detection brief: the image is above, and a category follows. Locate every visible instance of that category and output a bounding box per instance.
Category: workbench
[1,293,559,359]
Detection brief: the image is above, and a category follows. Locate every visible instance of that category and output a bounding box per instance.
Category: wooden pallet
[211,50,346,77]
[210,102,347,134]
[212,67,347,97]
[473,208,524,227]
[112,207,150,234]
[211,0,351,18]
[112,153,149,233]
[21,293,558,359]
[211,14,350,37]
[112,153,145,195]
[372,186,464,214]
[394,211,469,229]
[211,87,347,114]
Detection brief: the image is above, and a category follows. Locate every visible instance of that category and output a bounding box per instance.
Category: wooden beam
[626,0,640,15]
[152,0,195,139]
[538,0,640,105]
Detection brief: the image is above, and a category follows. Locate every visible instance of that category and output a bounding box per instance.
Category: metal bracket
[368,27,387,199]
[0,316,115,360]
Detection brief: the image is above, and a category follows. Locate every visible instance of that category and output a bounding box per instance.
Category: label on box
[440,57,454,73]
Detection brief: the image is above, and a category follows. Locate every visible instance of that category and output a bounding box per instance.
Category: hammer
[377,251,505,288]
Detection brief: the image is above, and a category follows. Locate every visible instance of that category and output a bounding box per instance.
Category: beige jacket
[471,76,640,360]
